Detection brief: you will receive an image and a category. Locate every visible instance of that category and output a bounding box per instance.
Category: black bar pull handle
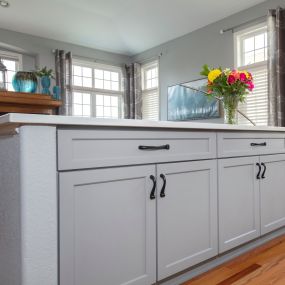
[139,144,170,151]
[149,175,156,200]
[160,174,167,198]
[256,163,261,179]
[261,163,266,179]
[251,142,267,147]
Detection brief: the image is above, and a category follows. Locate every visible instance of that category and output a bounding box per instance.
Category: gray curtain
[124,63,142,119]
[55,49,73,116]
[268,8,285,126]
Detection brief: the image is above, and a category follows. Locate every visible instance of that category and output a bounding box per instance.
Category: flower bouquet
[200,65,254,124]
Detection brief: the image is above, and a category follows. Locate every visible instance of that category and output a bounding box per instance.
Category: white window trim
[234,22,268,126]
[234,22,267,69]
[0,50,23,70]
[141,60,160,121]
[72,58,124,118]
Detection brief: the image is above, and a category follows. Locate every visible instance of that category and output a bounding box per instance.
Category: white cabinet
[59,160,219,284]
[59,165,156,285]
[218,157,260,253]
[260,154,285,235]
[157,160,218,280]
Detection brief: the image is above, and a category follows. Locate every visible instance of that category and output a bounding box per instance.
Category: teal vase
[41,76,51,95]
[12,72,38,93]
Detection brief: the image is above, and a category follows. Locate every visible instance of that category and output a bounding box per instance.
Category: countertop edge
[1,113,285,132]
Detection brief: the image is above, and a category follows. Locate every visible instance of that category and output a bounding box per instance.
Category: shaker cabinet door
[157,160,218,280]
[218,157,260,253]
[260,154,285,235]
[59,165,156,285]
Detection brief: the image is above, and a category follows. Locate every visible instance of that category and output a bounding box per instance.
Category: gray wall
[133,0,284,121]
[0,28,131,72]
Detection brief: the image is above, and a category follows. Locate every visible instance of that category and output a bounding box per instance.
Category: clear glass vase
[223,96,239,125]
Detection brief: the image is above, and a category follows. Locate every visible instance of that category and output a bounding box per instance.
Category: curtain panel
[55,49,73,116]
[268,7,285,126]
[123,63,142,119]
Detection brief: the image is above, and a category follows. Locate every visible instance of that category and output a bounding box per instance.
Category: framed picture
[167,78,221,121]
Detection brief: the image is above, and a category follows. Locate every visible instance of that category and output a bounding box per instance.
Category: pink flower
[247,81,254,91]
[239,73,247,82]
[227,75,236,85]
[231,70,240,80]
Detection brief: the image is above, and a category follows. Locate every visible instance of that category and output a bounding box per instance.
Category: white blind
[238,65,268,126]
[142,91,159,120]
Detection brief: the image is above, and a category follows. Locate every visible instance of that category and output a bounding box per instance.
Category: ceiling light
[0,1,9,7]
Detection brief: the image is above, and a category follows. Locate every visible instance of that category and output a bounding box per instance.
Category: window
[141,61,159,120]
[235,24,268,126]
[72,59,123,118]
[0,50,22,91]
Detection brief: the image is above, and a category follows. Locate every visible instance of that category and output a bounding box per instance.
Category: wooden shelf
[0,91,62,115]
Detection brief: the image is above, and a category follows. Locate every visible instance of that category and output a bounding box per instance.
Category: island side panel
[0,133,22,285]
[20,126,58,285]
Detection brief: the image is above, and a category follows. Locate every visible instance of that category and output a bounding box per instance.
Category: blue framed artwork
[167,78,220,121]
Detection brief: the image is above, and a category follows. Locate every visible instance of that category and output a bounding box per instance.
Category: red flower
[247,81,254,91]
[227,75,236,85]
[239,73,247,82]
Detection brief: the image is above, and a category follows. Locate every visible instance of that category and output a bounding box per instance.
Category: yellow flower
[208,69,222,83]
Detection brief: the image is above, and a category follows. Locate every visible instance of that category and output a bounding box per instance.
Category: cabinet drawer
[58,129,216,170]
[217,132,285,158]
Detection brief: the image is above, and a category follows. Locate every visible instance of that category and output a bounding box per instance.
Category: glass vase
[223,96,239,125]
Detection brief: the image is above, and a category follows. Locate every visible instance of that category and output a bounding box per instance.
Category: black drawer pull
[256,163,261,179]
[149,175,156,200]
[160,174,167,198]
[250,142,267,147]
[261,163,266,179]
[139,144,170,151]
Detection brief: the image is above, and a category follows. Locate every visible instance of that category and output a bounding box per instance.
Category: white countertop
[1,113,285,132]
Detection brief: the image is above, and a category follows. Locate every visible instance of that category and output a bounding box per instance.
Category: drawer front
[58,129,216,170]
[218,132,285,158]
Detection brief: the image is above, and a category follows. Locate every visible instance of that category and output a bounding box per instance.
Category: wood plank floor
[182,235,285,285]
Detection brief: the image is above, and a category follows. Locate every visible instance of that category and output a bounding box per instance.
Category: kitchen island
[2,113,285,285]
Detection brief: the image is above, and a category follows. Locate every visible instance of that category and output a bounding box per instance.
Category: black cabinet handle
[251,142,267,147]
[261,163,266,179]
[160,174,167,198]
[138,144,170,151]
[256,163,261,179]
[149,175,156,200]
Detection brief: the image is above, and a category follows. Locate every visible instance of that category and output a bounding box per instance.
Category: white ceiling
[0,0,266,56]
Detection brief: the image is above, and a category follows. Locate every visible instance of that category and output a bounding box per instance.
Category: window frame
[72,58,124,118]
[0,50,23,69]
[0,50,23,91]
[234,22,268,126]
[234,23,267,70]
[141,60,160,121]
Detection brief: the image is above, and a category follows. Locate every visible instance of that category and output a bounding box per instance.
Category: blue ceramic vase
[41,76,51,95]
[12,72,38,93]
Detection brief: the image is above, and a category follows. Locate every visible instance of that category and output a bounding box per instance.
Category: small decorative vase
[12,72,38,93]
[52,85,61,100]
[41,76,51,95]
[223,96,239,124]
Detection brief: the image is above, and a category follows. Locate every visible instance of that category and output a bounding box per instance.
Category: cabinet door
[157,160,218,280]
[59,165,156,285]
[260,154,285,235]
[218,157,260,253]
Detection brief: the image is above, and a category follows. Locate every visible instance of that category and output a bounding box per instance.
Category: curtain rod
[220,15,266,34]
[136,52,163,65]
[51,49,126,67]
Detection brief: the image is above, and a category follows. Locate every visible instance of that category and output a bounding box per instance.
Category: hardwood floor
[182,235,285,285]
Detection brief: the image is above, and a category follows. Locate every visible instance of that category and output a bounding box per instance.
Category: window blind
[238,65,268,126]
[142,91,159,120]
